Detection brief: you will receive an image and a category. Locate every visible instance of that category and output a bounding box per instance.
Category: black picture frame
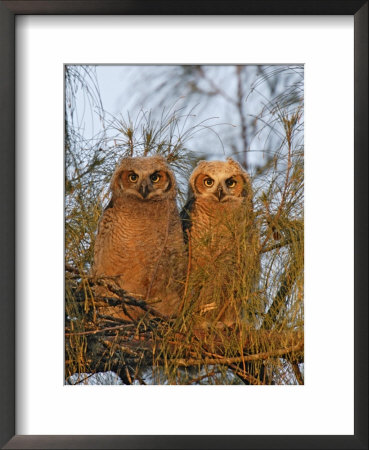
[0,1,367,449]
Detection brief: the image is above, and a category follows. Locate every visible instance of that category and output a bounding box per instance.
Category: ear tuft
[151,154,167,164]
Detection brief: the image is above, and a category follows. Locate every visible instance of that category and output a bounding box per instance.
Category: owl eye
[128,173,138,183]
[150,173,161,183]
[226,178,237,188]
[204,178,214,187]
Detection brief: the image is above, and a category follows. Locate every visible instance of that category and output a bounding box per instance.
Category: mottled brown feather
[92,156,185,320]
[181,157,258,327]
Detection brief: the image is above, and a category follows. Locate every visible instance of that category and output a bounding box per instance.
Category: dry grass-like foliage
[65,67,304,385]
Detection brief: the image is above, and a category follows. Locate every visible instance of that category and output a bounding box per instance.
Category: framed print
[0,1,367,449]
[64,62,305,389]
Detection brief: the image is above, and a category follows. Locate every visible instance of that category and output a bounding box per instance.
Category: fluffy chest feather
[94,197,182,274]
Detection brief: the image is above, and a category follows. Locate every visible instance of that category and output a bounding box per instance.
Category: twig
[65,264,168,320]
[175,341,303,367]
[235,66,248,169]
[196,66,236,105]
[184,370,217,385]
[260,112,296,251]
[260,238,293,253]
[97,314,132,325]
[291,361,304,385]
[228,364,263,385]
[66,324,132,336]
[94,279,170,321]
[65,263,86,276]
[261,263,296,330]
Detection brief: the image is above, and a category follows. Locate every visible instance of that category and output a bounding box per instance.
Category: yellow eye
[204,178,214,187]
[226,178,236,188]
[129,173,138,183]
[150,173,160,183]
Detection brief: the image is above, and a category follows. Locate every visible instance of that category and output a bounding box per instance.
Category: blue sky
[70,64,303,174]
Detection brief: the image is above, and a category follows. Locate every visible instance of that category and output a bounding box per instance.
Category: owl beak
[217,186,225,201]
[139,182,149,199]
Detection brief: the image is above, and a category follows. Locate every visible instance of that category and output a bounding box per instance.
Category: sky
[72,64,303,174]
[66,63,304,203]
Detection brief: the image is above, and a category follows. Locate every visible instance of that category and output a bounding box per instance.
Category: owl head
[189,157,251,203]
[110,155,177,202]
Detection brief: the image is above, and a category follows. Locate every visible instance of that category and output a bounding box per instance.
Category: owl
[180,157,259,327]
[92,155,185,321]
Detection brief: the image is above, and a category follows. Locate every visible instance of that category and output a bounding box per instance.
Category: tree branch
[174,341,303,367]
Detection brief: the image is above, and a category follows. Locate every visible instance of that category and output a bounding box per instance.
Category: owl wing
[180,196,195,244]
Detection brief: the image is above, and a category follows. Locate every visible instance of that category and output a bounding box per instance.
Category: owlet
[93,155,185,321]
[181,157,259,327]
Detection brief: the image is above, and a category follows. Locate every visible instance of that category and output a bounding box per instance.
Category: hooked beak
[217,186,225,201]
[139,182,149,199]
